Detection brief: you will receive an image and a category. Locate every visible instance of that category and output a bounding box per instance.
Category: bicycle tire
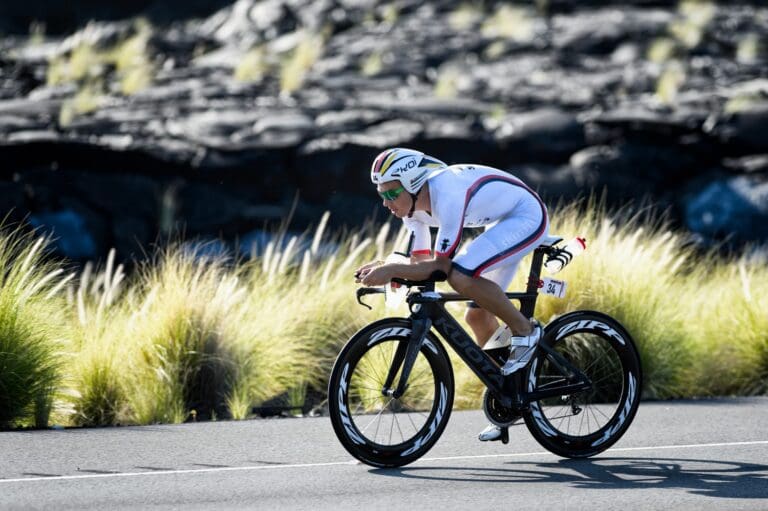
[523,310,642,458]
[328,318,454,468]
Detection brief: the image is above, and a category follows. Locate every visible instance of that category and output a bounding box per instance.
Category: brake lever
[356,287,385,310]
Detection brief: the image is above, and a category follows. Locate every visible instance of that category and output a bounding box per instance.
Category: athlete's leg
[450,271,533,335]
[465,307,498,347]
[451,205,548,337]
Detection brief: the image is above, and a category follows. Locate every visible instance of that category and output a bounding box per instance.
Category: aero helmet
[370,148,447,195]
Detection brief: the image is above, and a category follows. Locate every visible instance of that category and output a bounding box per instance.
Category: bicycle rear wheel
[524,311,642,458]
[328,318,454,468]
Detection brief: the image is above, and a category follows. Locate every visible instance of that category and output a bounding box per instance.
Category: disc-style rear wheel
[524,311,642,458]
[328,318,454,468]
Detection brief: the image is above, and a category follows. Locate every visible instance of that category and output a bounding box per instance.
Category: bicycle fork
[381,313,432,399]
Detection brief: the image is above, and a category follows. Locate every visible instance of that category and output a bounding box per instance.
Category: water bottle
[544,237,586,274]
[384,253,409,309]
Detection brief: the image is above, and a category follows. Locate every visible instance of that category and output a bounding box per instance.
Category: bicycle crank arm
[392,316,431,399]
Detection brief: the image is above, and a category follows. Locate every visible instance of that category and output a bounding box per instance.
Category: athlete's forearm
[386,258,451,281]
[410,253,432,264]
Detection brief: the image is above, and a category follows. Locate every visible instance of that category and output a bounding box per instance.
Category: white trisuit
[403,164,549,303]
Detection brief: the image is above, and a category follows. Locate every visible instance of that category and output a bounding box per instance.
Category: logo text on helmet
[394,159,417,175]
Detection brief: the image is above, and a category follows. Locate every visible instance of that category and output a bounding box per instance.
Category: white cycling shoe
[478,423,503,442]
[500,324,543,376]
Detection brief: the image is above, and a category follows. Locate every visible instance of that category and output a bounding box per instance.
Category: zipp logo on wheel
[556,320,625,345]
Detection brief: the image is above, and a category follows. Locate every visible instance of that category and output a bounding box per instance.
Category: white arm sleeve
[433,191,465,259]
[402,217,432,255]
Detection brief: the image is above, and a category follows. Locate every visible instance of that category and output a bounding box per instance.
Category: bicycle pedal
[501,427,509,444]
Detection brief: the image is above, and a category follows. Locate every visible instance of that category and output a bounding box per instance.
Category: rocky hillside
[1,0,767,260]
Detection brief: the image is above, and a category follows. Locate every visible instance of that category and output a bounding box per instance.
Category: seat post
[520,247,547,318]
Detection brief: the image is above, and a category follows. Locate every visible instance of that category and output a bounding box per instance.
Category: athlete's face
[377,181,410,218]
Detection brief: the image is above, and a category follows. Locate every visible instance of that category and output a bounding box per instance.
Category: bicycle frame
[372,246,592,411]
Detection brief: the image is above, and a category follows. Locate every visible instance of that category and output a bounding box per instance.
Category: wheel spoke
[406,412,419,433]
[393,412,405,443]
[353,366,384,387]
[592,404,612,421]
[369,345,389,384]
[388,408,396,444]
[588,369,623,388]
[361,397,394,435]
[587,404,605,429]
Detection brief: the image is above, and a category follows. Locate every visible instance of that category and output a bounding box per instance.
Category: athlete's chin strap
[406,191,419,218]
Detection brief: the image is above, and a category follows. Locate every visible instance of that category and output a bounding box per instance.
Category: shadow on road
[372,457,768,499]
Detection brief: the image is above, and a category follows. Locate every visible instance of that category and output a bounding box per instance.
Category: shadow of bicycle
[371,457,768,499]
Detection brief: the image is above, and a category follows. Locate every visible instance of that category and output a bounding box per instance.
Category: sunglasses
[378,185,406,201]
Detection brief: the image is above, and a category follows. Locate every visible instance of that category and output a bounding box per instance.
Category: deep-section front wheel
[524,311,642,458]
[328,318,454,468]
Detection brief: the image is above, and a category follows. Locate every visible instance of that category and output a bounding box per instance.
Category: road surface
[1,398,766,510]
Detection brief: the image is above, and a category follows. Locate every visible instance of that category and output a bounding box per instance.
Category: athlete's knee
[448,269,473,294]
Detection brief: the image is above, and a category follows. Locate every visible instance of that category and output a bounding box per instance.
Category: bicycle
[328,236,642,468]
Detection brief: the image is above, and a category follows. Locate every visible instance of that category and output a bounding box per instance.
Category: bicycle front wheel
[328,318,454,468]
[524,311,642,458]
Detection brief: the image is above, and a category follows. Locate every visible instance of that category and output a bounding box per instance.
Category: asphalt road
[1,398,767,510]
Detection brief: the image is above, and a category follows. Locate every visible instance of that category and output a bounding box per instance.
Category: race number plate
[539,277,567,298]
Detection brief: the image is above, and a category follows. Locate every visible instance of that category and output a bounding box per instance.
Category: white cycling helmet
[370,147,447,194]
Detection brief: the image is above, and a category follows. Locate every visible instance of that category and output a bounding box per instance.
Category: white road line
[0,461,360,484]
[2,440,767,484]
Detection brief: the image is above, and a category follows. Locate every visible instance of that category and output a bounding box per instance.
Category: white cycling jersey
[403,164,549,282]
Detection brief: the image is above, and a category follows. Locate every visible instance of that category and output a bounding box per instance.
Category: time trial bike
[328,236,642,468]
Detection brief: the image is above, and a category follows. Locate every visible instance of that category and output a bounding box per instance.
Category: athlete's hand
[360,265,393,287]
[354,260,384,283]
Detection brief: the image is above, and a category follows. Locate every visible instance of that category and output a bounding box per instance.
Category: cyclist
[355,147,550,442]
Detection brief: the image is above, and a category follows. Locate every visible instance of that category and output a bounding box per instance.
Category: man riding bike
[354,147,550,442]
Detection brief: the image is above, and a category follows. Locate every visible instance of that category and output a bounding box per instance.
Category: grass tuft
[449,4,484,31]
[647,37,679,63]
[360,51,384,77]
[481,5,536,42]
[59,82,105,127]
[656,62,686,104]
[64,250,129,426]
[280,31,324,94]
[49,20,155,126]
[234,47,269,83]
[124,249,243,423]
[434,66,460,98]
[0,227,69,429]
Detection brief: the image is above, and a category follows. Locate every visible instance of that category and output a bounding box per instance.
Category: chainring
[482,388,523,427]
